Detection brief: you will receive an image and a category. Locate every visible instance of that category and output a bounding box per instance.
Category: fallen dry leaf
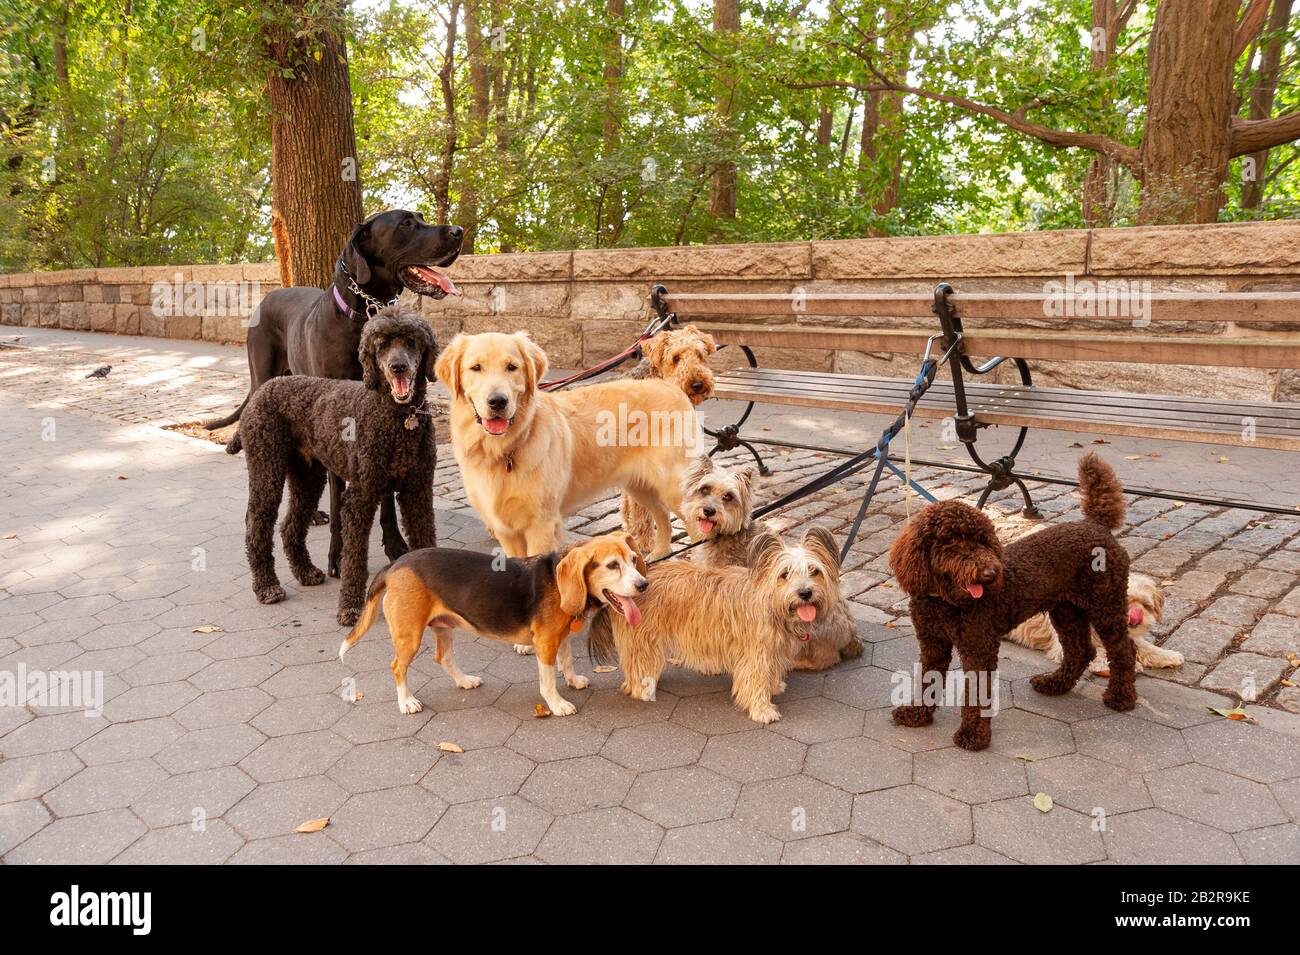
[295,817,330,833]
[117,475,128,480]
[1014,754,1037,763]
[1281,679,1296,688]
[1124,455,1142,461]
[1033,792,1053,813]
[1091,439,1110,445]
[191,625,224,634]
[592,665,618,673]
[1207,706,1259,724]
[1218,456,1230,463]
[436,741,464,754]
[3,533,15,540]
[533,703,552,719]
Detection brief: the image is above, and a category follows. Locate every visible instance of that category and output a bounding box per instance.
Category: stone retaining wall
[4,220,1299,400]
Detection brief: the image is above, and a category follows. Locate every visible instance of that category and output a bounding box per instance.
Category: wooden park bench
[649,283,1300,517]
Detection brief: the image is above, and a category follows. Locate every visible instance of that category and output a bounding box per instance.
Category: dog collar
[331,284,369,322]
[334,260,400,321]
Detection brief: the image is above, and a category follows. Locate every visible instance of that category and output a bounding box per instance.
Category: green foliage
[2,0,1300,270]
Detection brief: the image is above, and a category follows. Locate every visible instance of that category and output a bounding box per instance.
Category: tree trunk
[461,0,492,252]
[600,0,627,245]
[265,0,364,289]
[1138,0,1240,224]
[708,0,739,224]
[1081,0,1117,226]
[1241,0,1293,209]
[434,0,460,224]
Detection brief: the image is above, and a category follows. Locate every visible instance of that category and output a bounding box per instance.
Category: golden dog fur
[436,331,701,560]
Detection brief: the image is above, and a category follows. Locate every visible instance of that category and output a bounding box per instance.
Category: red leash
[538,310,676,392]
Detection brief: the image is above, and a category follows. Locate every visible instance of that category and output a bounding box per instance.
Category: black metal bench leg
[973,455,1042,519]
[707,423,772,476]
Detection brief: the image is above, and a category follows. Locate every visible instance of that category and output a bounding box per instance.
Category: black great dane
[206,209,463,577]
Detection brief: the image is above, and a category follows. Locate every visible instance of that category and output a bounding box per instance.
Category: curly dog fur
[889,453,1136,751]
[240,306,439,626]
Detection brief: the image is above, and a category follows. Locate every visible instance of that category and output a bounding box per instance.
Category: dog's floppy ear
[358,321,385,390]
[518,332,548,393]
[733,464,758,494]
[614,531,648,577]
[434,334,466,398]
[803,525,841,572]
[555,545,591,617]
[682,324,717,354]
[888,513,932,596]
[342,219,373,285]
[415,318,440,381]
[747,531,784,573]
[684,454,715,485]
[643,332,669,367]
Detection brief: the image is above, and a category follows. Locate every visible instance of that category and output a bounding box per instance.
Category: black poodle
[239,305,439,625]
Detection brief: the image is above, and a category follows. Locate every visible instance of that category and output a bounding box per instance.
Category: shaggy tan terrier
[587,527,843,723]
[671,456,863,671]
[1005,571,1179,672]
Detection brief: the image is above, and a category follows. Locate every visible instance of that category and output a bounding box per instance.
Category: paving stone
[700,730,806,783]
[131,765,257,828]
[0,750,83,802]
[424,795,553,864]
[624,766,740,828]
[1230,569,1295,599]
[239,730,351,782]
[1233,823,1300,864]
[851,786,972,855]
[670,691,764,735]
[505,716,609,762]
[121,650,210,686]
[822,665,899,710]
[781,831,905,865]
[519,755,634,814]
[912,844,1020,864]
[0,711,108,757]
[155,724,265,774]
[1103,808,1244,864]
[1009,676,1113,723]
[579,686,679,727]
[1200,652,1286,699]
[112,819,245,865]
[420,746,536,803]
[5,808,145,864]
[1146,763,1287,833]
[986,709,1076,760]
[1272,778,1300,822]
[601,721,706,772]
[104,681,200,723]
[1126,678,1229,729]
[1183,719,1300,784]
[914,748,1029,804]
[766,696,865,744]
[328,738,440,793]
[971,795,1106,864]
[346,843,451,865]
[1074,713,1192,772]
[328,785,446,852]
[331,700,433,744]
[654,818,783,865]
[1200,594,1269,626]
[1162,618,1240,664]
[72,716,185,764]
[189,655,283,691]
[250,694,352,737]
[44,758,167,817]
[229,832,348,865]
[535,806,663,864]
[1026,754,1152,816]
[804,736,913,794]
[734,775,852,842]
[224,775,351,840]
[0,799,51,855]
[415,707,521,751]
[1242,614,1300,658]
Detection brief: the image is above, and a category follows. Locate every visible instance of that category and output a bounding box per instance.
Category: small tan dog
[674,456,863,670]
[620,325,717,548]
[588,528,842,723]
[1005,572,1178,673]
[436,331,701,560]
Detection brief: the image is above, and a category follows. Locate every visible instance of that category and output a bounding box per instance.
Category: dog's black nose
[487,392,508,413]
[691,380,705,392]
[980,568,998,583]
[389,362,408,376]
[701,505,715,517]
[798,588,813,601]
[446,225,464,241]
[636,579,649,593]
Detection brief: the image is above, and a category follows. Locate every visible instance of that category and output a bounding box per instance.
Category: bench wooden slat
[698,322,1300,369]
[712,372,1300,451]
[668,291,1300,324]
[721,367,1300,423]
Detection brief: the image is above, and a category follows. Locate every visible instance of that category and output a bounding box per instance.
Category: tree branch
[1232,110,1300,154]
[1234,0,1272,60]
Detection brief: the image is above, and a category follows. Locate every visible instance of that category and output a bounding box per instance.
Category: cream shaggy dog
[588,527,842,723]
[436,330,701,560]
[1005,571,1179,673]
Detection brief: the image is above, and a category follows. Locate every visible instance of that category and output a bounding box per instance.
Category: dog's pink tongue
[484,417,509,435]
[966,583,984,599]
[393,377,410,397]
[412,265,462,298]
[796,604,817,623]
[619,594,642,627]
[698,519,716,535]
[1127,604,1144,627]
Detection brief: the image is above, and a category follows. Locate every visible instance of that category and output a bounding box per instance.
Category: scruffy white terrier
[1005,571,1180,672]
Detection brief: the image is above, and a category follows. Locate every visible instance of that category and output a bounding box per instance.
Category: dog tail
[338,566,390,661]
[203,389,249,434]
[1078,452,1125,531]
[586,606,619,668]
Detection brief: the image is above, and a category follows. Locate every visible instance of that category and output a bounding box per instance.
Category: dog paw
[1103,687,1137,712]
[327,560,341,579]
[774,681,788,695]
[953,722,991,751]
[455,675,483,690]
[296,566,327,587]
[254,585,286,605]
[1030,672,1075,696]
[891,704,934,728]
[337,607,361,627]
[398,697,424,715]
[547,697,577,717]
[310,510,329,527]
[750,704,781,724]
[566,674,590,690]
[514,644,535,655]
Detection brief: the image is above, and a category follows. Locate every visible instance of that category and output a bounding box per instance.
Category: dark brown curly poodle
[240,305,439,625]
[889,453,1136,751]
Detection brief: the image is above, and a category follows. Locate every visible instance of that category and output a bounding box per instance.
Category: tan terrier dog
[588,529,842,723]
[674,455,863,671]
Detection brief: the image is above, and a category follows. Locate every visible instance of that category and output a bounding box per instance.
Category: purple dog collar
[332,284,365,321]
